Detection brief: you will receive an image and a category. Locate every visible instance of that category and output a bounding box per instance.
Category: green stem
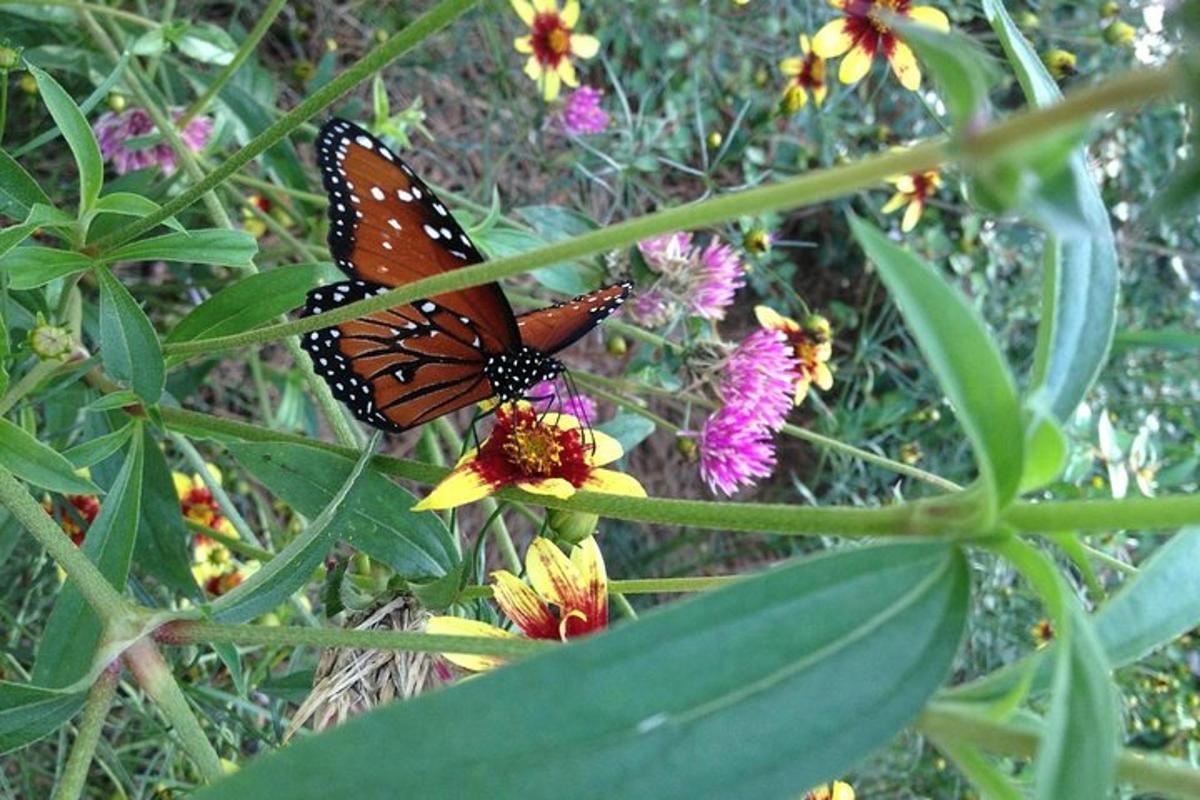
[0,69,8,147]
[50,666,118,800]
[159,63,1180,359]
[90,0,481,252]
[0,0,159,27]
[1003,495,1200,535]
[917,702,1200,797]
[170,620,552,659]
[1078,540,1137,575]
[185,518,273,562]
[124,639,223,783]
[612,593,638,620]
[0,359,71,416]
[176,0,288,128]
[0,469,129,621]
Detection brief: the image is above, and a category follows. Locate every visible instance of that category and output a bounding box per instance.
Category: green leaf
[1019,411,1067,493]
[1112,327,1200,353]
[595,411,656,453]
[211,438,381,623]
[931,738,1025,800]
[227,442,457,582]
[135,427,201,598]
[177,23,237,65]
[97,265,165,405]
[214,81,310,192]
[28,65,103,214]
[62,424,136,469]
[88,192,184,233]
[33,435,144,688]
[0,682,86,755]
[103,229,258,268]
[895,22,999,129]
[0,419,100,494]
[983,0,1119,422]
[848,216,1023,519]
[165,264,329,344]
[1,247,92,291]
[0,223,37,261]
[201,542,968,799]
[0,149,53,219]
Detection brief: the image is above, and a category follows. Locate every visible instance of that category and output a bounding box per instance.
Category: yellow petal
[556,56,579,88]
[510,0,535,26]
[754,304,798,332]
[812,81,828,106]
[831,781,856,800]
[542,67,561,101]
[780,57,804,76]
[799,33,812,54]
[887,40,921,91]
[585,429,624,467]
[491,570,560,637]
[792,376,812,405]
[570,536,608,620]
[172,471,193,497]
[514,35,533,53]
[881,191,908,214]
[892,174,916,193]
[426,616,517,671]
[533,0,556,12]
[412,465,494,511]
[902,199,924,232]
[524,55,543,81]
[811,19,854,58]
[517,476,577,499]
[582,468,647,498]
[838,43,873,84]
[561,0,579,27]
[570,33,600,59]
[526,537,587,609]
[907,5,950,32]
[814,363,834,391]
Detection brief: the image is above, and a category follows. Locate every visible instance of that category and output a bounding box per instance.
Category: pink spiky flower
[716,328,800,432]
[691,406,778,496]
[93,107,212,176]
[691,240,746,320]
[560,86,609,135]
[529,376,597,425]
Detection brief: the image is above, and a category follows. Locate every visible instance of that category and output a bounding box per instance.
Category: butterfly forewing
[515,282,632,354]
[316,118,518,352]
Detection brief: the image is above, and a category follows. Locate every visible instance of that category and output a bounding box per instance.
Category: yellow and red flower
[413,403,645,511]
[805,781,855,800]
[780,34,829,111]
[754,306,834,405]
[512,0,601,101]
[811,0,949,91]
[43,493,100,546]
[881,167,941,232]
[427,535,608,671]
[175,466,249,595]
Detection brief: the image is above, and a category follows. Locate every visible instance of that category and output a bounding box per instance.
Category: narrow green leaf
[89,192,184,233]
[1112,328,1200,353]
[28,65,103,214]
[931,738,1025,800]
[33,435,144,688]
[0,682,86,755]
[227,442,458,581]
[0,419,100,495]
[85,391,141,412]
[0,149,53,219]
[200,543,968,800]
[135,427,201,598]
[1019,412,1067,493]
[848,216,1023,518]
[97,265,165,405]
[1,247,92,291]
[12,53,130,160]
[165,264,329,344]
[103,229,258,268]
[211,437,381,623]
[62,424,136,469]
[177,23,238,65]
[0,224,37,261]
[895,22,999,128]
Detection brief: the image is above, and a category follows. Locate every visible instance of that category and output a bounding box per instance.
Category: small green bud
[29,320,74,361]
[547,508,599,545]
[676,435,698,460]
[1041,48,1077,80]
[1103,21,1136,46]
[107,92,126,113]
[706,131,723,149]
[605,334,628,356]
[17,72,37,95]
[744,228,772,255]
[1099,1,1120,19]
[0,45,20,70]
[1015,9,1040,29]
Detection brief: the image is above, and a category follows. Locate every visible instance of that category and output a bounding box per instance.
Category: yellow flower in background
[412,403,645,511]
[881,167,942,232]
[780,34,829,111]
[755,306,834,405]
[1042,48,1077,80]
[428,536,609,671]
[512,0,601,101]
[805,781,855,800]
[1032,618,1055,648]
[811,0,949,91]
[174,466,236,537]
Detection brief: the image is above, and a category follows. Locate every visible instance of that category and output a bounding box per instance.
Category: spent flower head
[636,232,746,322]
[93,107,213,176]
[512,0,601,101]
[812,0,950,91]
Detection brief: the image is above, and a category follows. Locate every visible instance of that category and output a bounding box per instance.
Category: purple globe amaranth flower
[716,328,799,432]
[634,232,746,322]
[637,232,692,272]
[529,376,597,425]
[561,86,609,135]
[691,240,746,320]
[93,107,213,176]
[691,406,778,496]
[627,286,671,327]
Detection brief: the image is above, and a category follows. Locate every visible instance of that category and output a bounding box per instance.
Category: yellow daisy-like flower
[780,34,829,111]
[412,403,645,511]
[881,167,941,232]
[428,535,608,671]
[512,0,601,101]
[811,0,950,91]
[173,465,237,538]
[805,781,855,800]
[1032,618,1055,649]
[755,306,834,405]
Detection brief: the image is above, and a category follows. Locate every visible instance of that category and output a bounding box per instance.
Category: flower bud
[292,61,315,82]
[1041,49,1077,80]
[18,72,37,95]
[0,46,19,70]
[675,435,698,461]
[107,92,126,113]
[744,228,772,255]
[547,508,599,545]
[781,84,806,114]
[753,67,769,87]
[29,321,74,361]
[605,334,628,356]
[1015,9,1039,29]
[899,441,923,465]
[1103,21,1136,46]
[1099,1,1120,18]
[706,131,723,149]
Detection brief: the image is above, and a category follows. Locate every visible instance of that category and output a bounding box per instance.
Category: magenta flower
[716,328,799,432]
[627,287,671,327]
[634,232,746,322]
[691,240,746,320]
[528,376,597,425]
[561,86,609,135]
[93,107,213,176]
[691,406,778,496]
[637,232,693,271]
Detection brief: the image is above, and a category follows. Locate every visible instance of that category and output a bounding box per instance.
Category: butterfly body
[302,118,629,433]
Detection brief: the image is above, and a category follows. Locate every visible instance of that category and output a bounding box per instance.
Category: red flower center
[909,171,935,200]
[842,0,911,55]
[532,13,571,65]
[793,53,826,89]
[473,406,592,488]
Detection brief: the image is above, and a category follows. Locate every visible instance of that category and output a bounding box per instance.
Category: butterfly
[301,118,631,434]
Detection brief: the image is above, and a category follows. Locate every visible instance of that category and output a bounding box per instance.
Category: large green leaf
[97,265,165,405]
[28,65,103,214]
[0,149,53,219]
[199,542,968,799]
[227,442,458,584]
[1,246,92,290]
[135,427,201,598]
[103,229,258,268]
[983,0,1119,422]
[165,264,329,344]
[33,435,144,688]
[87,192,184,234]
[0,682,86,755]
[848,216,1023,519]
[0,418,100,495]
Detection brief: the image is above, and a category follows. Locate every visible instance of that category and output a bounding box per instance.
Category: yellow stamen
[504,421,564,476]
[547,27,570,55]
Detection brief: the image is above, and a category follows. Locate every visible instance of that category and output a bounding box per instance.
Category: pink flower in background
[529,376,597,425]
[637,232,693,271]
[561,86,609,135]
[634,232,746,322]
[93,107,213,175]
[691,240,746,320]
[716,328,799,432]
[690,406,778,496]
[627,286,671,327]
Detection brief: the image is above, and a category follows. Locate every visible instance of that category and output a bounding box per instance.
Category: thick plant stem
[0,469,129,621]
[90,0,481,252]
[1004,495,1200,534]
[176,0,288,127]
[50,666,119,800]
[124,640,223,783]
